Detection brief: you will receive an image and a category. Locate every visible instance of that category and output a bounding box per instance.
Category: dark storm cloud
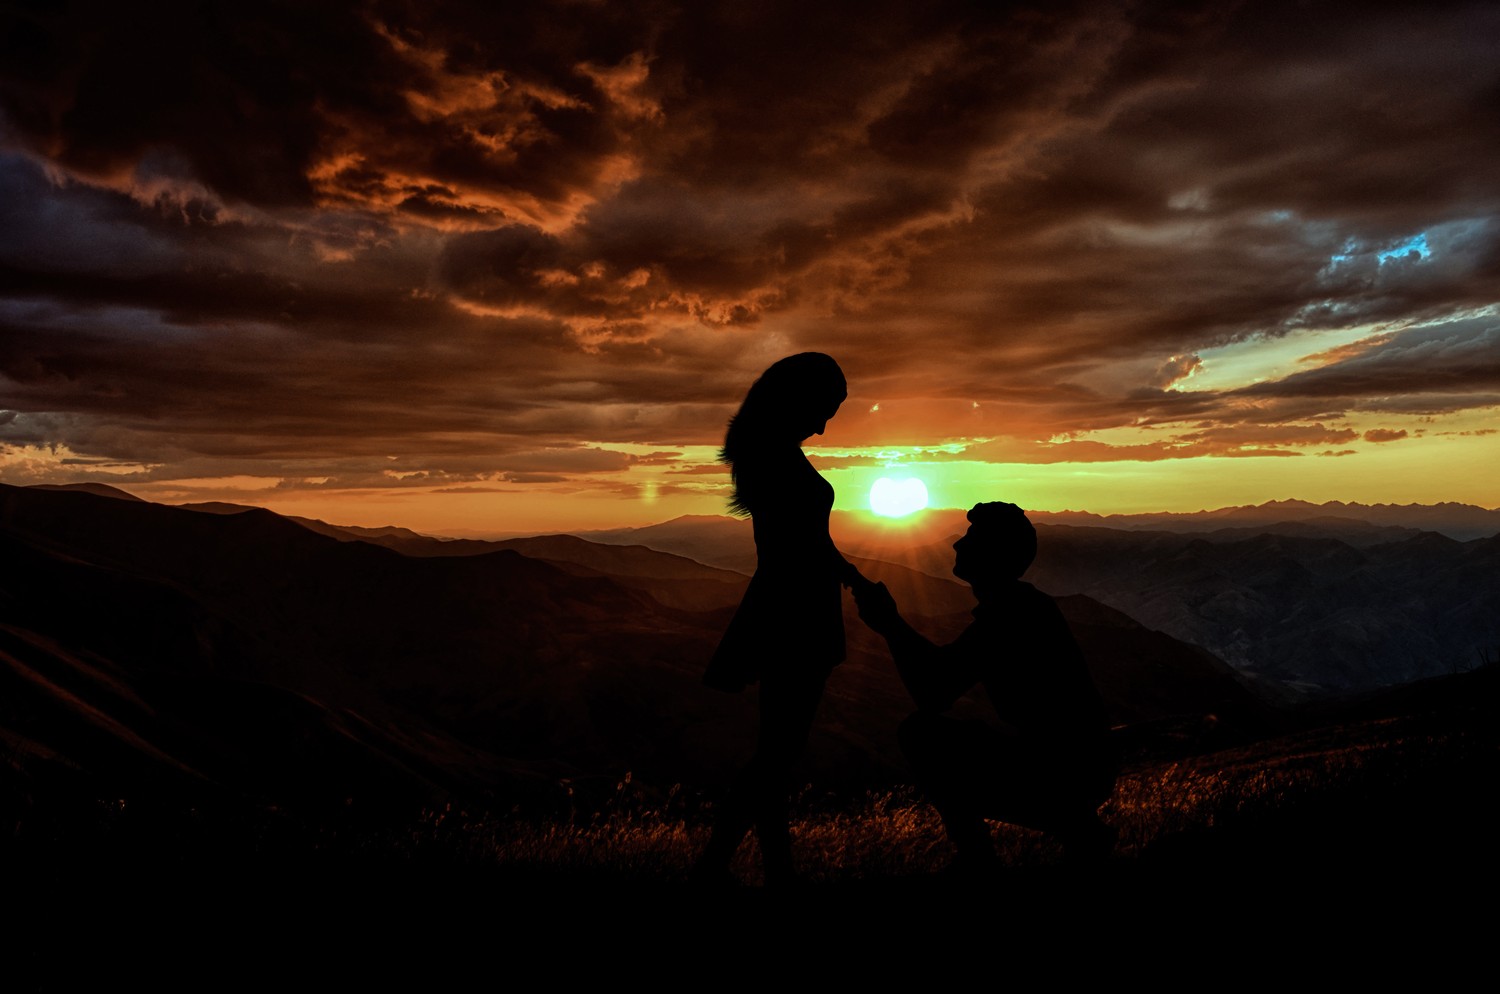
[2,0,1498,488]
[777,1,1500,428]
[0,0,660,216]
[1,3,383,205]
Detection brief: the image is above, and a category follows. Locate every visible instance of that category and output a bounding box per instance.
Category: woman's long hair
[721,352,846,516]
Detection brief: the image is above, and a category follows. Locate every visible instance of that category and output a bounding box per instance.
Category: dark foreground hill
[7,665,1494,955]
[3,485,1496,930]
[3,484,745,803]
[1,483,1276,816]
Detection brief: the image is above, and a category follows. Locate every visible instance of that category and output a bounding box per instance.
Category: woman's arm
[831,545,863,588]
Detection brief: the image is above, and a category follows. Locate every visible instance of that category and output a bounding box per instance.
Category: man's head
[952,501,1037,586]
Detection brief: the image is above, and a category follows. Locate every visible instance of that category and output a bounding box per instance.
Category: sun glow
[869,476,929,518]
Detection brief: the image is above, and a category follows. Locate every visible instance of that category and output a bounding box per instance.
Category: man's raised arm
[852,580,973,713]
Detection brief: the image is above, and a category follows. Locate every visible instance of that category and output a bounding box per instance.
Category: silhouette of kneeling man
[854,501,1119,871]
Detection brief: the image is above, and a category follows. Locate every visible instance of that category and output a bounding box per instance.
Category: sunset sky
[2,1,1497,535]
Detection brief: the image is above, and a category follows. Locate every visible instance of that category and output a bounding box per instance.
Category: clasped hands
[842,564,901,636]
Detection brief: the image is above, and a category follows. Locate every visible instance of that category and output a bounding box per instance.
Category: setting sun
[870,477,929,518]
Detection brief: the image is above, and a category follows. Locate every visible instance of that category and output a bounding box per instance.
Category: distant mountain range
[1028,499,1500,542]
[4,482,1271,813]
[1030,525,1499,693]
[591,512,1498,694]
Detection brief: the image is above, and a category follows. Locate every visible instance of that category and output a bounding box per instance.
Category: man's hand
[853,579,901,635]
[853,576,947,710]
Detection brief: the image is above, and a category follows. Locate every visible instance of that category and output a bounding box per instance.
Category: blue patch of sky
[1377,232,1431,264]
[1327,237,1358,268]
[1326,232,1432,271]
[1320,232,1434,280]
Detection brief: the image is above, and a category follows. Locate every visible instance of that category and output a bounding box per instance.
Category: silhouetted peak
[287,516,437,542]
[179,501,260,515]
[27,482,144,501]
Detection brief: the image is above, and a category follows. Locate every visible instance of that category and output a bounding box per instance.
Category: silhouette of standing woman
[694,352,861,886]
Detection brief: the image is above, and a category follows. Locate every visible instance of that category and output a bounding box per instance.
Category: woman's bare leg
[694,666,827,884]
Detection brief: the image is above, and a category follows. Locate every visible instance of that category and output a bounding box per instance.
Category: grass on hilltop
[4,704,1493,894]
[390,706,1494,886]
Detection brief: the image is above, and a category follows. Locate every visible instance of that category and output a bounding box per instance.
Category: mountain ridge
[2,482,1272,812]
[26,484,1499,542]
[16,483,1495,696]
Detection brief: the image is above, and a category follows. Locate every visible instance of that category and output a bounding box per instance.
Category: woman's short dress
[703,450,845,692]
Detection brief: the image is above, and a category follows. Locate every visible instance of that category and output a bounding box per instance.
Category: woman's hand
[837,555,866,589]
